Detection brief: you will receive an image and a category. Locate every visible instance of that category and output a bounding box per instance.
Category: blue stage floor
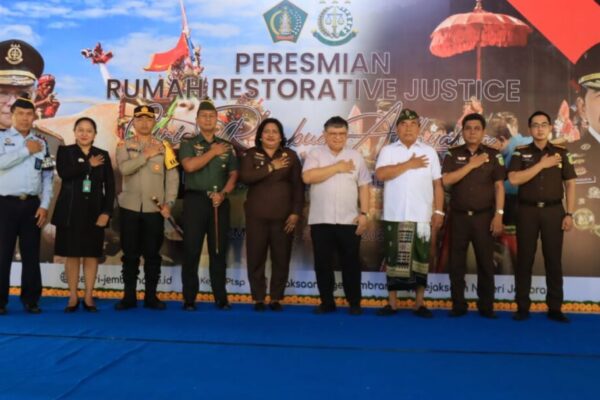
[0,296,598,399]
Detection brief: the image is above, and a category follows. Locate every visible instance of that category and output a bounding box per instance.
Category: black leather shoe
[64,300,80,313]
[512,310,530,321]
[253,302,266,312]
[413,306,433,318]
[313,304,336,314]
[269,301,283,312]
[144,298,166,310]
[479,309,498,319]
[182,302,197,312]
[349,305,363,316]
[376,305,397,316]
[449,308,468,317]
[547,310,570,323]
[216,300,232,310]
[82,300,98,313]
[24,303,42,314]
[114,300,137,311]
[0,305,6,315]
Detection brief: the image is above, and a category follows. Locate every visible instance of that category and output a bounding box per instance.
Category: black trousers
[119,208,164,299]
[246,215,292,302]
[182,191,230,304]
[448,210,495,313]
[515,204,565,312]
[310,224,362,307]
[0,196,42,306]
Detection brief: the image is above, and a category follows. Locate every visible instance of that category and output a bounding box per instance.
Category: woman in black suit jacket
[51,117,115,312]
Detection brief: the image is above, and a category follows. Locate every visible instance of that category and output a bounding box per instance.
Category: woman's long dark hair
[255,118,286,149]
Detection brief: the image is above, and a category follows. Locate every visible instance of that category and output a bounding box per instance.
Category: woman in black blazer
[51,117,115,312]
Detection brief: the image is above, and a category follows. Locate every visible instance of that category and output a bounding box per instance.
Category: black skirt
[55,225,104,258]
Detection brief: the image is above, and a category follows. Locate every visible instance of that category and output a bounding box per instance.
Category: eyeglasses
[530,122,550,129]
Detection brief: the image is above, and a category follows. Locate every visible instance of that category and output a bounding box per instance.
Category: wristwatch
[496,209,504,215]
[360,211,369,218]
[565,212,573,217]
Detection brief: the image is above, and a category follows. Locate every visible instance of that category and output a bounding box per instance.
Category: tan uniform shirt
[116,136,179,213]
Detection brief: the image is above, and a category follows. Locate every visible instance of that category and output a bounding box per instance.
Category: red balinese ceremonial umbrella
[430,0,532,80]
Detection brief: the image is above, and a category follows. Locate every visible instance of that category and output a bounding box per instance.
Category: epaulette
[515,145,529,150]
[551,143,566,149]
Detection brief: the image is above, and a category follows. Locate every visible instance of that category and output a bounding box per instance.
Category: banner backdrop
[1,0,599,301]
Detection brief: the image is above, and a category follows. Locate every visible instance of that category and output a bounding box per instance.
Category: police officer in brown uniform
[508,111,576,323]
[442,113,505,318]
[115,105,179,310]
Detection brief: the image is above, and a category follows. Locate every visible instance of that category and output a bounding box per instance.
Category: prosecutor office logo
[263,0,308,43]
[5,43,23,65]
[313,1,357,46]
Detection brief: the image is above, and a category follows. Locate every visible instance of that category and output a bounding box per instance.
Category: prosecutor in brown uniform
[239,118,304,312]
[508,111,576,323]
[442,113,505,318]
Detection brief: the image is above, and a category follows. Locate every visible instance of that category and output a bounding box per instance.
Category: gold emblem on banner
[5,43,23,65]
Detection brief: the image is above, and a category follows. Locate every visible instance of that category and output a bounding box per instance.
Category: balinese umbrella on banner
[430,0,532,80]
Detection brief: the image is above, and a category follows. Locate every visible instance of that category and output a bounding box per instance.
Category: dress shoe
[114,299,137,311]
[413,306,433,318]
[349,305,363,316]
[376,305,398,316]
[479,309,497,319]
[215,300,232,310]
[253,302,266,312]
[547,310,570,323]
[182,302,197,312]
[64,300,80,313]
[144,297,166,310]
[24,303,42,314]
[0,305,6,315]
[82,300,98,313]
[512,310,530,321]
[449,308,467,317]
[313,304,336,314]
[269,301,283,312]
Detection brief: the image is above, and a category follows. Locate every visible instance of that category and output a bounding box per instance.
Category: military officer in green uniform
[115,105,179,310]
[508,111,577,323]
[179,99,238,311]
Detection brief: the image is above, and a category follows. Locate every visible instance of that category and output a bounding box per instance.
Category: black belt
[452,207,493,216]
[0,194,38,201]
[519,199,562,208]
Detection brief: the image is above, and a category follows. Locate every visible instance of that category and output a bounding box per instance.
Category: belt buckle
[536,202,545,208]
[467,210,474,216]
[18,194,27,200]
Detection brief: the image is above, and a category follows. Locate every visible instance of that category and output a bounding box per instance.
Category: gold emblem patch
[5,43,23,65]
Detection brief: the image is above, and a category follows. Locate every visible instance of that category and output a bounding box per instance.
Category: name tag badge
[34,158,42,170]
[82,175,92,193]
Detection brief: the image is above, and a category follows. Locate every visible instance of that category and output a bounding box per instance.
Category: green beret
[396,108,419,125]
[197,98,217,112]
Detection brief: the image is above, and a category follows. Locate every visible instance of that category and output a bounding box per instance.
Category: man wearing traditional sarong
[375,109,444,318]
